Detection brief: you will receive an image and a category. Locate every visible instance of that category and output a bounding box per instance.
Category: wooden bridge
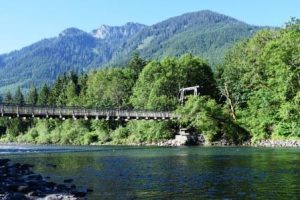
[0,104,177,121]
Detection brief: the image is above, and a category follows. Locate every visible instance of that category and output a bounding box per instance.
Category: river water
[1,145,300,199]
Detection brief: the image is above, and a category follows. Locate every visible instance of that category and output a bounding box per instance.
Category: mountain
[110,10,262,65]
[0,23,146,94]
[92,22,146,40]
[0,10,265,94]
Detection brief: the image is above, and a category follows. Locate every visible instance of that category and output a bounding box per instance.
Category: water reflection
[2,146,300,199]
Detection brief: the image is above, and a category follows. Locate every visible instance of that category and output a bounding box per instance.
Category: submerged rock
[0,159,90,200]
[63,179,74,183]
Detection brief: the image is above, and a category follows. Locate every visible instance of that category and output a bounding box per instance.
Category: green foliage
[65,80,78,106]
[127,121,173,143]
[131,54,218,110]
[0,118,31,142]
[110,126,130,144]
[14,86,25,105]
[85,68,135,108]
[27,85,38,105]
[110,121,173,144]
[127,52,148,80]
[37,84,50,105]
[1,18,298,145]
[3,91,13,104]
[218,19,300,140]
[56,120,90,145]
[177,96,249,144]
[0,118,7,136]
[89,120,111,144]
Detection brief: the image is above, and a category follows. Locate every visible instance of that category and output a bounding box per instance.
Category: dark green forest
[0,20,299,145]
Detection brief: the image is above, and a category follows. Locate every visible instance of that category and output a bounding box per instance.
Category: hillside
[0,23,146,94]
[110,10,262,65]
[0,10,264,94]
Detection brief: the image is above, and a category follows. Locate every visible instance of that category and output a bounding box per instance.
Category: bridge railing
[0,104,177,120]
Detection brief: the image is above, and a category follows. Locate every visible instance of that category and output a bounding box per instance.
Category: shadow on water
[1,146,300,199]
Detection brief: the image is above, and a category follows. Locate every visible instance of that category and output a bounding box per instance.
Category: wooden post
[17,106,19,118]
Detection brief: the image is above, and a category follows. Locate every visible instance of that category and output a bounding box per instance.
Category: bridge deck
[0,104,176,121]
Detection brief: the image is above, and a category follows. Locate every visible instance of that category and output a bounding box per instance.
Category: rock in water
[0,159,90,199]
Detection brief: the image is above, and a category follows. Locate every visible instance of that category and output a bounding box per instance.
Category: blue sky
[0,0,299,54]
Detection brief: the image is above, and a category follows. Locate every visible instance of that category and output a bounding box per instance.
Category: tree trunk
[224,83,236,120]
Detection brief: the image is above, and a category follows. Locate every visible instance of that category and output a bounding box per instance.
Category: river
[1,145,300,199]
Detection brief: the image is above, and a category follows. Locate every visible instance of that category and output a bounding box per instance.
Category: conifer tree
[37,84,50,105]
[65,80,77,106]
[3,91,13,104]
[27,85,38,105]
[127,53,147,80]
[14,87,25,105]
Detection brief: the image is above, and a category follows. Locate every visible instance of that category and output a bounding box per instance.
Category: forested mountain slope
[110,10,262,66]
[0,10,264,94]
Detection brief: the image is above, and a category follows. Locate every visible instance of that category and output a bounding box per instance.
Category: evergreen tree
[27,85,38,105]
[52,76,64,105]
[3,91,13,104]
[68,71,80,96]
[127,53,147,80]
[14,87,25,105]
[65,80,78,106]
[37,84,50,105]
[78,73,88,104]
[56,75,68,106]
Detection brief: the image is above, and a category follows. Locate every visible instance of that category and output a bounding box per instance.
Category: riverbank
[154,133,300,147]
[0,159,91,200]
[104,137,300,147]
[251,139,300,147]
[159,139,300,147]
[1,138,300,148]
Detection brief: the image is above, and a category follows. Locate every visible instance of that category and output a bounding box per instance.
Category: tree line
[0,19,299,145]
